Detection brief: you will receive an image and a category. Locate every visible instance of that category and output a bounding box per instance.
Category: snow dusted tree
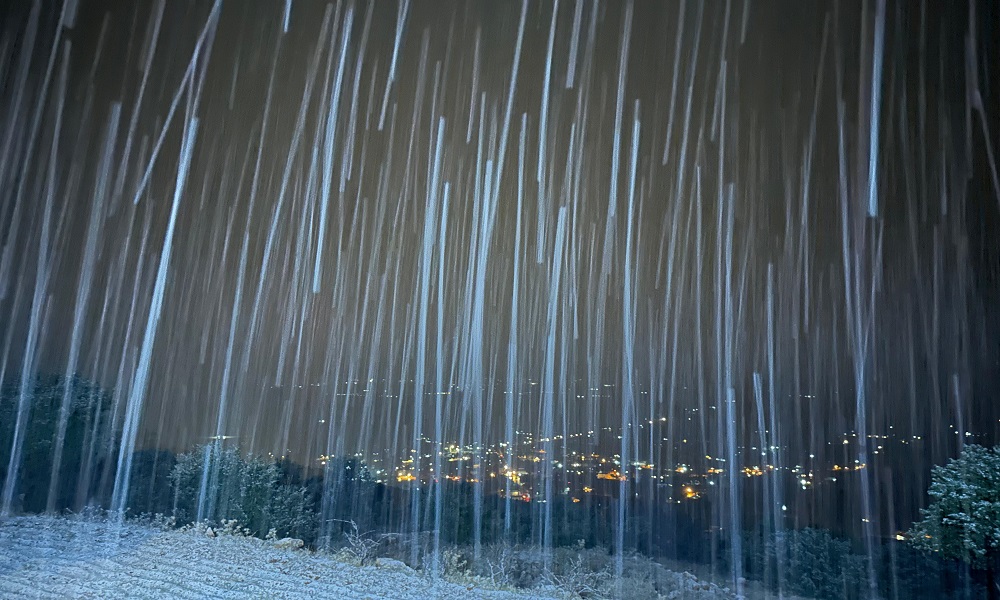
[908,444,1000,599]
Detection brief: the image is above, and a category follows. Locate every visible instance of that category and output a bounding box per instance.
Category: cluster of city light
[596,469,627,482]
[832,463,867,471]
[354,417,920,510]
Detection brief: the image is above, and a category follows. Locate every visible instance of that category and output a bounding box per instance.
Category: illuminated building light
[597,469,627,481]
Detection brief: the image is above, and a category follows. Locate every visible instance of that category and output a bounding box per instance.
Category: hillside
[0,515,741,599]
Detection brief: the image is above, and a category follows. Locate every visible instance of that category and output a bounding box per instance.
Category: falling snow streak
[113,116,201,514]
[0,1,997,594]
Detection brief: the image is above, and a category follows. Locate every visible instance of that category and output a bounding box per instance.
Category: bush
[126,449,177,516]
[169,444,317,544]
[878,544,955,600]
[769,528,865,599]
[466,542,729,599]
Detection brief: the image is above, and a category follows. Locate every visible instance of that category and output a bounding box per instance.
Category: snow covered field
[0,516,561,599]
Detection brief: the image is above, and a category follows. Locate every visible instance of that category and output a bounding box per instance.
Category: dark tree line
[0,374,119,513]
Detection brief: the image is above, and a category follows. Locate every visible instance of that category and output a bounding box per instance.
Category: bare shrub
[545,554,612,598]
[331,519,389,566]
[477,543,545,589]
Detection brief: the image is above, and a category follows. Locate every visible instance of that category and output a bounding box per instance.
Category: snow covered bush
[908,444,1000,597]
[169,444,317,543]
[268,482,316,541]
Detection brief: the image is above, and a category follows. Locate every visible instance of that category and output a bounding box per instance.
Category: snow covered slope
[0,516,559,599]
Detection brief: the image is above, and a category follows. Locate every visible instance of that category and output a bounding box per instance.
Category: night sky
[1,0,999,509]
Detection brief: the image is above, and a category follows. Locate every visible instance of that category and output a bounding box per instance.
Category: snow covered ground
[0,516,562,599]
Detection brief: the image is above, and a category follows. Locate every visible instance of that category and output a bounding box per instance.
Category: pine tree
[909,444,1000,599]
